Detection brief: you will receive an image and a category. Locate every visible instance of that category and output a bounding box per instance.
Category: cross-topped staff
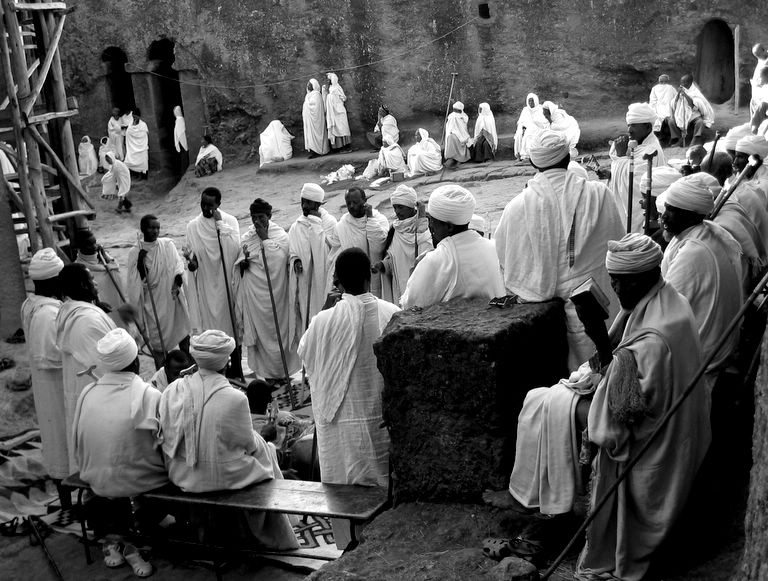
[642,150,659,235]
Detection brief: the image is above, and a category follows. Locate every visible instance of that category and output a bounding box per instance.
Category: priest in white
[400,184,504,308]
[124,108,149,178]
[514,93,545,160]
[648,74,677,133]
[287,183,338,352]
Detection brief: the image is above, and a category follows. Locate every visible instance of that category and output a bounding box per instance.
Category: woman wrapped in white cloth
[444,101,471,165]
[469,102,498,162]
[258,120,294,167]
[541,101,580,156]
[514,93,545,160]
[195,135,224,177]
[303,79,329,158]
[324,72,351,150]
[374,135,407,176]
[124,108,149,179]
[173,105,189,175]
[78,136,99,176]
[407,129,442,177]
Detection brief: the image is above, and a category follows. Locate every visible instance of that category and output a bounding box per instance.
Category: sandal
[482,537,513,560]
[102,541,125,568]
[123,543,153,577]
[482,535,545,566]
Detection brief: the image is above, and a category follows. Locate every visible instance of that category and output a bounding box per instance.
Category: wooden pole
[734,25,741,114]
[0,177,27,337]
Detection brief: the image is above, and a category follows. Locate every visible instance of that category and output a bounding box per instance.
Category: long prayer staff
[214,221,239,348]
[625,139,638,233]
[705,130,723,174]
[299,251,314,408]
[137,234,167,363]
[439,72,459,157]
[96,247,158,368]
[710,156,760,219]
[642,150,658,235]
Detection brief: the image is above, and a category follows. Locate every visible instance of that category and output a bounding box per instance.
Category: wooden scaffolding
[0,0,93,259]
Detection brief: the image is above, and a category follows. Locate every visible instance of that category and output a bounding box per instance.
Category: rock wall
[375,298,567,503]
[61,0,767,164]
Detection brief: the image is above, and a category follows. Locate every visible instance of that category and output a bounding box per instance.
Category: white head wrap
[427,184,476,225]
[735,134,768,158]
[526,93,540,109]
[605,233,664,274]
[301,182,325,203]
[721,124,752,151]
[529,129,570,167]
[417,128,429,142]
[28,248,64,281]
[173,106,183,118]
[542,101,558,114]
[453,101,464,112]
[390,184,417,208]
[625,102,657,125]
[639,166,682,198]
[190,330,236,371]
[327,72,339,85]
[656,173,715,215]
[469,214,486,232]
[659,74,670,83]
[308,78,320,92]
[97,328,138,372]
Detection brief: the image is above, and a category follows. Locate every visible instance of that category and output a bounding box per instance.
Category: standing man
[751,43,768,116]
[329,187,390,298]
[124,108,149,180]
[55,263,116,470]
[125,214,191,364]
[669,74,715,147]
[74,229,125,312]
[21,249,70,498]
[649,74,678,138]
[185,187,242,377]
[234,198,298,379]
[298,248,400,549]
[287,183,338,353]
[107,107,125,160]
[495,130,625,371]
[303,79,329,158]
[372,185,432,304]
[400,184,504,308]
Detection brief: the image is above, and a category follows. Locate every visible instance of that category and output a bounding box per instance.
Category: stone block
[490,557,539,581]
[375,298,567,503]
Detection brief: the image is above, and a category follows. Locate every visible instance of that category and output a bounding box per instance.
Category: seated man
[669,74,715,147]
[73,328,169,576]
[366,105,399,149]
[484,234,711,579]
[150,349,190,392]
[246,379,313,460]
[400,184,504,308]
[649,74,678,140]
[158,330,298,550]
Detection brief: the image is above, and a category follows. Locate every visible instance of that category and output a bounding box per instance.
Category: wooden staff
[215,224,239,344]
[705,130,723,174]
[138,236,167,363]
[642,151,658,235]
[439,72,459,155]
[710,157,760,219]
[626,139,638,233]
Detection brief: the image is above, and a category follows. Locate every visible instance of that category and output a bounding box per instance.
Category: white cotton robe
[195,144,224,171]
[608,133,666,233]
[124,120,149,173]
[259,120,294,167]
[376,142,407,174]
[325,77,351,143]
[381,215,432,304]
[649,83,678,130]
[234,222,299,378]
[287,209,338,350]
[376,114,399,145]
[73,372,169,497]
[101,158,131,200]
[75,252,125,310]
[494,168,625,370]
[159,369,299,549]
[107,116,124,160]
[407,129,443,175]
[444,111,470,162]
[21,295,69,478]
[78,137,98,176]
[400,229,505,309]
[672,83,714,130]
[328,211,390,298]
[125,238,191,352]
[55,300,116,470]
[576,281,710,581]
[174,106,188,152]
[514,93,544,159]
[303,80,329,155]
[185,211,240,337]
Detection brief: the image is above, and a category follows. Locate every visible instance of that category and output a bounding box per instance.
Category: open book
[570,277,610,320]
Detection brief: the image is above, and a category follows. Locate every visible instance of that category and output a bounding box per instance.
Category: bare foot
[482,489,536,514]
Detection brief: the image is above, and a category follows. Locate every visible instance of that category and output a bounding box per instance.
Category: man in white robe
[367,105,399,148]
[484,235,710,581]
[324,72,351,150]
[303,79,329,158]
[669,75,715,147]
[372,185,432,304]
[101,153,132,212]
[159,331,298,549]
[150,350,190,393]
[400,184,504,308]
[298,248,400,548]
[406,129,443,176]
[185,187,242,377]
[604,103,667,233]
[107,107,125,160]
[21,250,69,489]
[648,74,678,135]
[328,186,389,298]
[55,263,116,470]
[496,130,625,370]
[287,183,338,352]
[751,44,768,116]
[541,102,580,155]
[74,228,125,313]
[125,215,191,364]
[514,93,544,160]
[444,102,470,164]
[234,198,298,379]
[657,173,743,393]
[124,108,149,178]
[375,136,407,176]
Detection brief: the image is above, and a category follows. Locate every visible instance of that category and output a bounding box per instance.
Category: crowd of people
[23,48,768,578]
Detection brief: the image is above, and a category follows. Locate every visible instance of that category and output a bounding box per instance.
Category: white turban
[453,101,464,112]
[301,182,325,203]
[28,248,64,281]
[427,184,476,225]
[625,102,657,125]
[529,129,570,167]
[190,330,236,371]
[735,134,768,158]
[721,124,752,151]
[390,184,417,208]
[97,328,138,372]
[542,101,558,114]
[639,166,681,198]
[605,233,664,275]
[469,214,486,232]
[656,173,715,216]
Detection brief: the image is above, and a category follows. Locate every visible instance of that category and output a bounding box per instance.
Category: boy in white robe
[400,184,504,309]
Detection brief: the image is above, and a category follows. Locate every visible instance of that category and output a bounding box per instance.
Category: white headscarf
[390,184,417,208]
[657,173,716,215]
[721,124,752,151]
[625,102,657,125]
[526,93,540,109]
[474,102,498,149]
[427,184,476,225]
[605,233,664,274]
[97,328,138,372]
[173,105,188,152]
[736,134,768,158]
[453,101,464,112]
[29,248,64,280]
[529,129,570,167]
[308,78,321,92]
[190,330,236,371]
[301,182,325,203]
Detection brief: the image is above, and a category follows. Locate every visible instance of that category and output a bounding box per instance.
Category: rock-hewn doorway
[695,19,735,104]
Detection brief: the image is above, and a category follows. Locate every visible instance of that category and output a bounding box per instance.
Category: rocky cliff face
[61,0,767,162]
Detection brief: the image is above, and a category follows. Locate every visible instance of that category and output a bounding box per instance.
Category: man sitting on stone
[149,349,190,393]
[669,74,715,147]
[158,330,298,550]
[400,184,504,308]
[483,234,711,580]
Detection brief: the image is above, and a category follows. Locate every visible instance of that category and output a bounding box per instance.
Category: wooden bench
[62,473,390,578]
